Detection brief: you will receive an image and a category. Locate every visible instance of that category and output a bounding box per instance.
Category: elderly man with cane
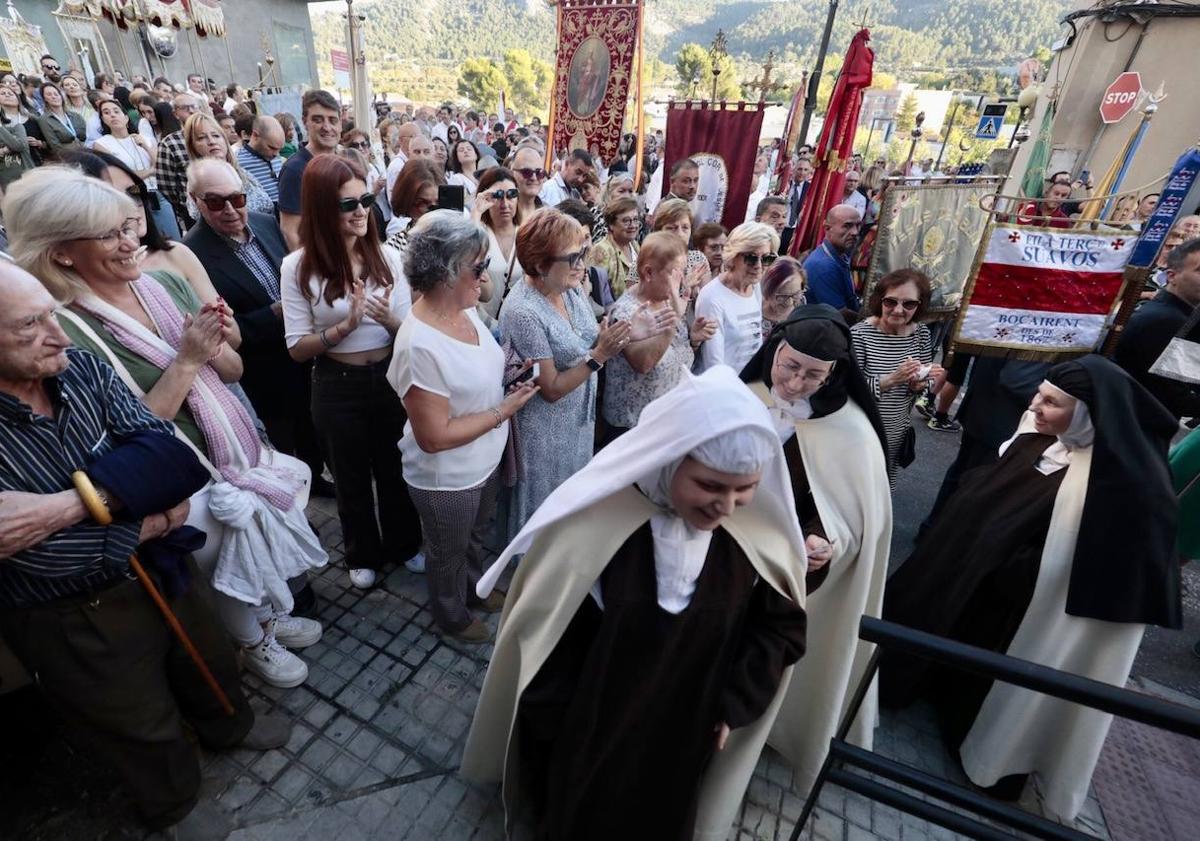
[0,264,290,841]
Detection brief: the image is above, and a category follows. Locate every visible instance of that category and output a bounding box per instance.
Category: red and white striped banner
[954,224,1133,358]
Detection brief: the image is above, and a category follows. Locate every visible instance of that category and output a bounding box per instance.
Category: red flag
[789,29,874,256]
[662,101,766,230]
[774,83,807,194]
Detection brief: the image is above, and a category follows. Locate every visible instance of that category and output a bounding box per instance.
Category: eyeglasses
[42,63,60,72]
[882,296,920,312]
[344,140,370,150]
[772,291,806,308]
[338,193,377,213]
[486,188,519,201]
[616,215,640,226]
[550,246,590,269]
[77,218,140,248]
[775,359,833,386]
[197,192,247,212]
[472,258,492,278]
[740,252,777,267]
[514,167,547,182]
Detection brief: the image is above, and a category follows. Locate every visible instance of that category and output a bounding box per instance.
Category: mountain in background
[311,0,1071,101]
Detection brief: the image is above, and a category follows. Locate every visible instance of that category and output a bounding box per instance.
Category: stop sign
[1100,71,1142,124]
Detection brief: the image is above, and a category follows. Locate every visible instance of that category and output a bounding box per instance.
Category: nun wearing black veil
[460,367,808,841]
[881,354,1181,820]
[735,304,894,807]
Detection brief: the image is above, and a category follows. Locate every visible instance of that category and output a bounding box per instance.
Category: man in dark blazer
[183,159,330,496]
[1115,237,1200,422]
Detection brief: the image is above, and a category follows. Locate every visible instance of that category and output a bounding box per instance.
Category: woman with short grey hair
[387,210,539,643]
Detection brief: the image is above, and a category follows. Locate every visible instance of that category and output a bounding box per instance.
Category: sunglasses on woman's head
[487,188,519,201]
[338,193,377,213]
[740,252,777,267]
[882,296,920,311]
[514,167,547,182]
[198,192,246,211]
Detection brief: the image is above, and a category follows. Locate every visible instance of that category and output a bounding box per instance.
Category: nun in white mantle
[461,367,808,841]
[739,304,893,808]
[882,354,1181,820]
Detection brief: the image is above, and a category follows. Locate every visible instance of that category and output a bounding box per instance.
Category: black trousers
[311,355,422,570]
[0,571,253,828]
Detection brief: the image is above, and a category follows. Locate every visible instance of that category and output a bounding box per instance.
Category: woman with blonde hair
[694,221,779,373]
[5,167,327,688]
[182,111,273,216]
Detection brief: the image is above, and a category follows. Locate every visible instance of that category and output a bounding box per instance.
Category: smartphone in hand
[505,361,540,388]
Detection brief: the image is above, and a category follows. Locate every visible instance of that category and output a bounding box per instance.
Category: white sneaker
[243,632,308,688]
[348,567,377,589]
[266,613,323,649]
[404,552,426,574]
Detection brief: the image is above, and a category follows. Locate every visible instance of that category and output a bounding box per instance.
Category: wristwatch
[585,354,603,372]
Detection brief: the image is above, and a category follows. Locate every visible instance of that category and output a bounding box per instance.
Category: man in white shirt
[841,169,867,216]
[539,149,594,206]
[646,158,700,216]
[385,122,422,200]
[431,105,453,144]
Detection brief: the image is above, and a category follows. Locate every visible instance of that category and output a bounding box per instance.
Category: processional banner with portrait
[548,0,642,163]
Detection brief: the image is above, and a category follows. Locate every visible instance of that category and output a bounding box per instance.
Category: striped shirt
[849,320,933,477]
[222,225,281,300]
[0,349,174,608]
[237,145,283,203]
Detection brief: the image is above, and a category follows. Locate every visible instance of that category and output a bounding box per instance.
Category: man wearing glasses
[154,93,203,230]
[182,159,329,500]
[38,54,61,82]
[802,204,862,312]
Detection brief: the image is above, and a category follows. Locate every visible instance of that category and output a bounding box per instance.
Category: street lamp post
[905,111,925,173]
[709,30,728,102]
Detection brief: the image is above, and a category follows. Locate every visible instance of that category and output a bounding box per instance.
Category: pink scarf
[74,276,299,510]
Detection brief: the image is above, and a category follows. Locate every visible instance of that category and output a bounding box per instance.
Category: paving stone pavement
[190,497,1117,841]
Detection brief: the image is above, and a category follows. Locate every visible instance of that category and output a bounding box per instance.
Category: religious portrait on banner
[550,0,641,162]
[568,37,610,118]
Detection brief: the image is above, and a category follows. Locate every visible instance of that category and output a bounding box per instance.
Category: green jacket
[1170,426,1200,560]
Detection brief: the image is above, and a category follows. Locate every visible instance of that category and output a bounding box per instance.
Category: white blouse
[480,225,524,320]
[281,245,412,354]
[388,309,508,491]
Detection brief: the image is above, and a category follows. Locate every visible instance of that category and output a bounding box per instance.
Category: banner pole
[633,0,646,191]
[1101,265,1153,356]
[544,0,564,172]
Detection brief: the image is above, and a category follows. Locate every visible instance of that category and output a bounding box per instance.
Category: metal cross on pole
[746,49,789,104]
[709,29,728,103]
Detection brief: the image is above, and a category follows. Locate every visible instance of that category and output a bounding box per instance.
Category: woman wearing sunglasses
[499,208,632,538]
[694,221,779,374]
[282,155,422,590]
[182,112,273,219]
[850,269,944,483]
[388,211,540,643]
[474,167,525,322]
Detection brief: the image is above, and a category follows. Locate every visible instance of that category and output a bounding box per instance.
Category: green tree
[674,43,709,98]
[457,57,507,107]
[894,93,919,134]
[503,48,554,117]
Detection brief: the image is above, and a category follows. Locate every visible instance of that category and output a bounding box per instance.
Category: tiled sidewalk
[193,498,1115,841]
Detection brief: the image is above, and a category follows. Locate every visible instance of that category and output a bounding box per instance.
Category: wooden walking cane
[71,471,236,717]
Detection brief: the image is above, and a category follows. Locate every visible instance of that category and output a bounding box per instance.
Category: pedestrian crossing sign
[974,104,1008,140]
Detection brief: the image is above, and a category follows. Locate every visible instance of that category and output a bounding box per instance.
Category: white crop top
[281,245,413,354]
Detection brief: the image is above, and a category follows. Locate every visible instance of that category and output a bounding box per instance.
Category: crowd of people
[0,56,1197,841]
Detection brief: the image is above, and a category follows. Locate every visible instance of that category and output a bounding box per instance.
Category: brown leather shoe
[446,619,493,644]
[475,590,506,614]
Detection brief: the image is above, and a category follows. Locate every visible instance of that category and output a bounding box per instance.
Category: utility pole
[798,0,839,153]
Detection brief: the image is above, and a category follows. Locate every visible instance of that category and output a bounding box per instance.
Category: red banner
[790,29,874,255]
[662,101,766,230]
[549,0,642,164]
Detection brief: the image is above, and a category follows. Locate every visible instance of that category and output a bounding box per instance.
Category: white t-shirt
[480,226,524,320]
[387,309,507,490]
[842,190,867,216]
[694,279,763,374]
[281,245,413,354]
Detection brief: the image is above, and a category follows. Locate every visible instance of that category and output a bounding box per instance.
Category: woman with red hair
[281,154,423,589]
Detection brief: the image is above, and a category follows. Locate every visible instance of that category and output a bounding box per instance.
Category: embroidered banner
[662,101,766,229]
[952,224,1134,359]
[865,178,1004,316]
[549,0,641,163]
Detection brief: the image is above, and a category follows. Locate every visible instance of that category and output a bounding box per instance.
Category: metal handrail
[790,616,1200,840]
